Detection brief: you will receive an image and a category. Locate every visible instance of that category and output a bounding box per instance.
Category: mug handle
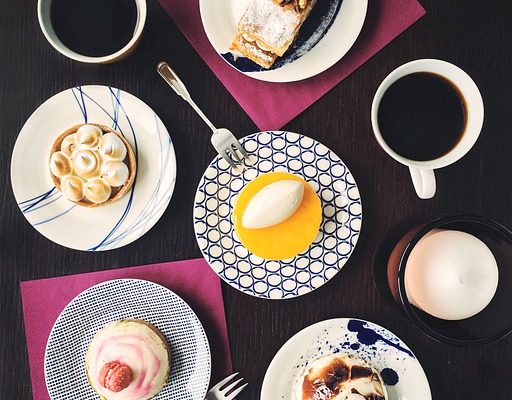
[409,167,436,199]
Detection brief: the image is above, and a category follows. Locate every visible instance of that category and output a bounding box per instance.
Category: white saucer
[193,131,362,300]
[199,0,367,82]
[44,279,211,400]
[10,85,177,251]
[261,318,432,400]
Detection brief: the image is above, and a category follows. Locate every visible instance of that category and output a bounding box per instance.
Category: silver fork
[157,61,250,169]
[205,372,248,400]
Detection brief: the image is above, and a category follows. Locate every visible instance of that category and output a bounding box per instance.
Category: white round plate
[10,85,177,251]
[261,318,432,400]
[199,0,368,82]
[44,279,211,400]
[193,131,362,300]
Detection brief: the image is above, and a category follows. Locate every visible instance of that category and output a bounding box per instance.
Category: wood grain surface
[1,0,512,398]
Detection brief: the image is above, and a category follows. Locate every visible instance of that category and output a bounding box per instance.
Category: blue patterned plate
[261,318,432,400]
[10,86,176,251]
[193,131,362,299]
[44,279,211,400]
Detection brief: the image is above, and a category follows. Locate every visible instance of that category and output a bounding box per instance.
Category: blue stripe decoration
[19,187,56,208]
[92,115,173,250]
[71,87,88,123]
[33,204,77,226]
[88,87,139,251]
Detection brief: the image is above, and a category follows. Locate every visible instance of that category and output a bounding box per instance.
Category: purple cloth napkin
[158,0,425,130]
[20,258,232,400]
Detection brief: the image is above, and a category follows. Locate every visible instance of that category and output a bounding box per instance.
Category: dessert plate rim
[44,278,212,400]
[199,0,368,82]
[260,317,432,400]
[10,85,177,251]
[193,130,363,300]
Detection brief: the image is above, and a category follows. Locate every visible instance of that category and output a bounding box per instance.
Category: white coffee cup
[371,59,484,199]
[37,0,147,64]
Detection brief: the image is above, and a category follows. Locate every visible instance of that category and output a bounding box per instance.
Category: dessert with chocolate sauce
[296,354,387,400]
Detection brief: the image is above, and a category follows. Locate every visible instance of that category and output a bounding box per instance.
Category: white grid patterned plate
[44,279,211,400]
[193,131,362,299]
[11,85,177,251]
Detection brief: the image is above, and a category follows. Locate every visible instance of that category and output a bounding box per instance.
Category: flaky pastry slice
[230,0,317,69]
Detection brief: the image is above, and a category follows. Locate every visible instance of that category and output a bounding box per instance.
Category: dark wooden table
[1,0,512,398]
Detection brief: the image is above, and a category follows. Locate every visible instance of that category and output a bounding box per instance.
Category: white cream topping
[75,124,102,148]
[60,134,77,157]
[86,321,170,400]
[239,0,301,50]
[242,180,304,229]
[72,149,103,179]
[102,160,129,187]
[84,178,112,204]
[60,175,84,202]
[100,132,127,161]
[49,151,72,178]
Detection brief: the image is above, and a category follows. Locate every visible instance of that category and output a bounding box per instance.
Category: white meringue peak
[75,124,102,148]
[60,134,77,157]
[84,178,112,204]
[49,151,72,178]
[102,160,129,187]
[60,176,84,202]
[72,149,103,179]
[100,132,127,161]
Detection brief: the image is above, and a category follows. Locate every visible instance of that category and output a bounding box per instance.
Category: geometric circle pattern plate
[194,131,362,299]
[261,318,432,400]
[11,86,177,251]
[44,279,211,400]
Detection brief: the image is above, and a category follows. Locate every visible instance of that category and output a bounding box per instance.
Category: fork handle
[157,61,217,133]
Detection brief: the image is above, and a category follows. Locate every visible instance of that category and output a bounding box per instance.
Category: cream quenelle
[242,179,304,229]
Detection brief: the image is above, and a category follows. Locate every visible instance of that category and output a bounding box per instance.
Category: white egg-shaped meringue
[72,150,102,179]
[242,180,304,229]
[100,132,127,161]
[60,134,77,157]
[75,124,102,148]
[49,151,73,178]
[60,176,84,202]
[102,160,129,187]
[84,178,112,204]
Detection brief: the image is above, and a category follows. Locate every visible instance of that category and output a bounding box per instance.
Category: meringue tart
[230,0,317,68]
[86,319,171,400]
[49,123,136,207]
[296,353,388,400]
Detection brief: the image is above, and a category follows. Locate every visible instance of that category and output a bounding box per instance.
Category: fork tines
[210,372,248,400]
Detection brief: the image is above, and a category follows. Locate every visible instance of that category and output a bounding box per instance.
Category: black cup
[385,215,512,346]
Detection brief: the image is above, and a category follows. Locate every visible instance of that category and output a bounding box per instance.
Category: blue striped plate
[10,86,176,251]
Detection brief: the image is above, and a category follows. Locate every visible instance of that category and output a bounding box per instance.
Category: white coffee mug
[371,59,484,199]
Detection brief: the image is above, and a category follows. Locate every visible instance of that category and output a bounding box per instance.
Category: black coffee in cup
[377,72,467,161]
[50,0,138,57]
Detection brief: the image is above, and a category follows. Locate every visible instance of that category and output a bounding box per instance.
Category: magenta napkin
[158,0,425,130]
[20,258,232,400]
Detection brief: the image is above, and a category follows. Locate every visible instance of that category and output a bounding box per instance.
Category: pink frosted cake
[86,320,171,400]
